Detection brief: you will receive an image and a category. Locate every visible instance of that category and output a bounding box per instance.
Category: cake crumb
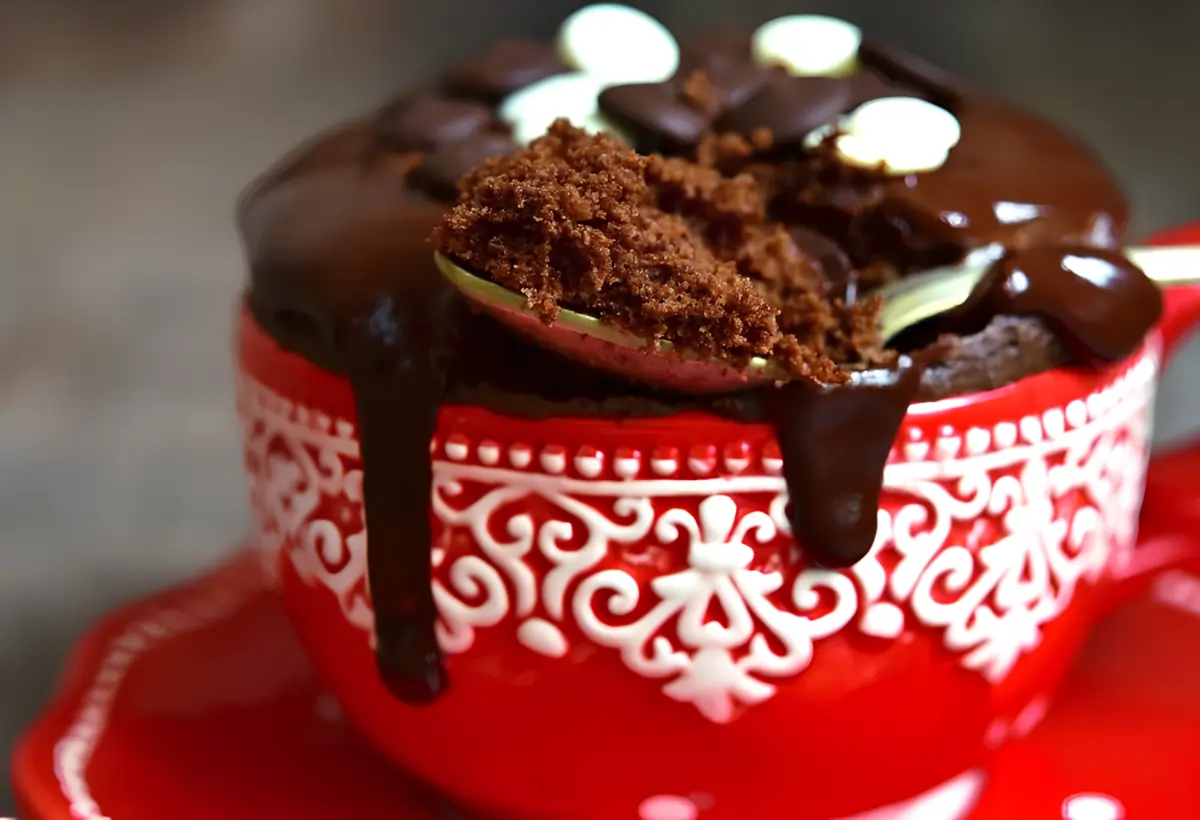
[680,70,718,115]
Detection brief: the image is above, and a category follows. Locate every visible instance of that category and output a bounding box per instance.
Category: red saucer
[11,448,1200,820]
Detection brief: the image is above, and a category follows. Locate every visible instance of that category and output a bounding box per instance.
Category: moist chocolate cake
[237,7,1162,704]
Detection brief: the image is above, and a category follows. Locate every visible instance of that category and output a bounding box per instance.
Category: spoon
[434,245,1200,394]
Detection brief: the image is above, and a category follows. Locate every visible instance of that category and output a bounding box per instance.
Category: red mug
[237,225,1200,820]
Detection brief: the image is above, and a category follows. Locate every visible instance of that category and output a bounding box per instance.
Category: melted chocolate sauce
[761,361,927,567]
[238,26,1157,704]
[354,369,447,701]
[348,283,458,702]
[971,245,1162,364]
[241,147,458,700]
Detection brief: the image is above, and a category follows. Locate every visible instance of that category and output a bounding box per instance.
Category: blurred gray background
[2,0,1198,811]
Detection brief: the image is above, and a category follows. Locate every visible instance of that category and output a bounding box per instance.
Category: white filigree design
[573,494,841,723]
[238,382,372,632]
[238,339,1160,722]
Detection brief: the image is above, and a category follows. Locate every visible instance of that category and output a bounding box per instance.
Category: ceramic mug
[236,225,1200,820]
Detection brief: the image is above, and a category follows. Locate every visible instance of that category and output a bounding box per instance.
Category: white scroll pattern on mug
[239,341,1158,723]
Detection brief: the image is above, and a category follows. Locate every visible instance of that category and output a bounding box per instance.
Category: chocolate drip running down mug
[236,225,1200,820]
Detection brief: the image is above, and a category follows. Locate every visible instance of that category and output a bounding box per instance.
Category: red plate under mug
[12,533,1200,819]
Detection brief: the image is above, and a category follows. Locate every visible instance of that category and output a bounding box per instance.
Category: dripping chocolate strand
[353,373,447,701]
[237,147,464,701]
[760,358,927,567]
[348,286,460,703]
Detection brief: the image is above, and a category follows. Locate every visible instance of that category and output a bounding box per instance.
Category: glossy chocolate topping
[761,361,928,567]
[967,244,1163,364]
[238,16,1158,703]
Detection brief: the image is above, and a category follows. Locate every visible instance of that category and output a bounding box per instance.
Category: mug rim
[237,299,1155,430]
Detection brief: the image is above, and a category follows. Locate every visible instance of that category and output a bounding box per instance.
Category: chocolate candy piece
[376,93,492,152]
[442,39,568,104]
[682,63,771,116]
[598,83,710,150]
[849,66,921,106]
[857,39,967,109]
[715,75,854,144]
[409,132,519,201]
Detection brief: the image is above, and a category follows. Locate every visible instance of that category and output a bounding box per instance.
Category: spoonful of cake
[434,244,1200,393]
[430,122,1200,394]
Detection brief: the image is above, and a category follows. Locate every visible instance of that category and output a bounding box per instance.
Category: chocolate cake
[237,6,1163,704]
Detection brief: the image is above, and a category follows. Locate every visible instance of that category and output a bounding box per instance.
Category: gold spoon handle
[1129,245,1200,286]
[877,265,986,343]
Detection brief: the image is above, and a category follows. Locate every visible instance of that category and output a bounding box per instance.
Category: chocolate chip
[409,132,519,201]
[442,39,568,104]
[857,39,967,109]
[685,64,771,117]
[715,75,854,145]
[376,94,492,152]
[598,83,711,151]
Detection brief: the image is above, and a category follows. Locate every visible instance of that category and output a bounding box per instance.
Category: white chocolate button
[834,133,950,174]
[804,96,961,175]
[850,96,962,147]
[499,72,611,144]
[751,15,862,77]
[557,4,679,84]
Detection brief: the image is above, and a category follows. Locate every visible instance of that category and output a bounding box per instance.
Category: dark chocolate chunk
[682,63,771,116]
[715,75,854,144]
[598,83,711,151]
[442,39,568,104]
[848,66,922,107]
[376,93,492,152]
[857,39,968,109]
[409,131,519,201]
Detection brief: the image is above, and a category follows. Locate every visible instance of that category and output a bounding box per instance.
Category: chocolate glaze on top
[238,21,1160,703]
[969,245,1163,364]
